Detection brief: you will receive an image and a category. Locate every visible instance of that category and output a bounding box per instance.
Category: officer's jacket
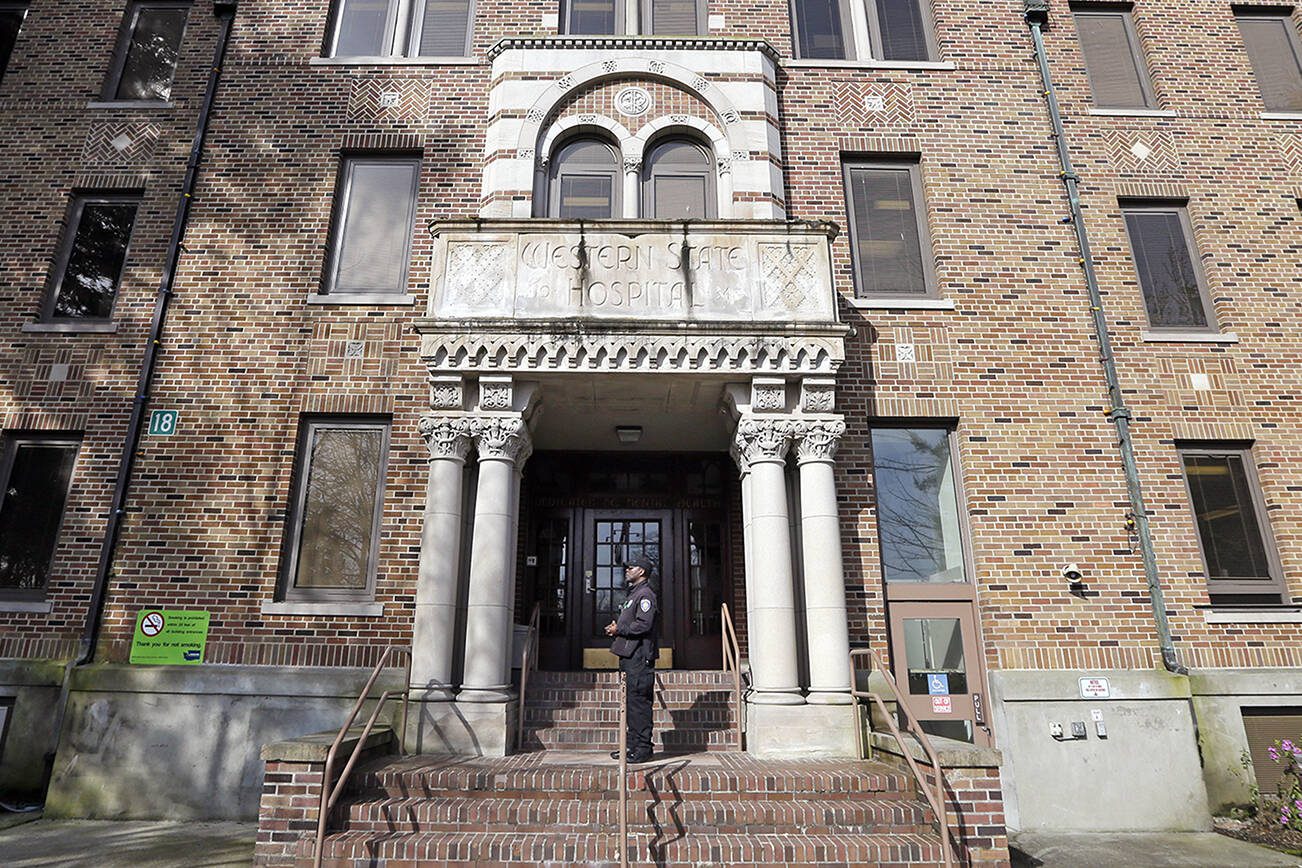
[611,580,659,660]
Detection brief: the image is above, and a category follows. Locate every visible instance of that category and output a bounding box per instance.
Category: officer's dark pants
[619,653,655,756]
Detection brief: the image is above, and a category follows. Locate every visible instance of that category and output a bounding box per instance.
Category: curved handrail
[849,648,955,868]
[720,603,744,748]
[516,602,541,751]
[312,646,412,868]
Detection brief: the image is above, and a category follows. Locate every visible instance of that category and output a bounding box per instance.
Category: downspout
[43,0,240,800]
[1022,0,1185,675]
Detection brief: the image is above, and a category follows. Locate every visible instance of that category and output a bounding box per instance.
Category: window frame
[789,0,855,60]
[322,154,421,297]
[641,0,706,35]
[280,417,391,603]
[408,0,476,57]
[865,0,938,63]
[1071,6,1159,110]
[42,192,141,323]
[560,0,625,35]
[546,135,623,219]
[842,157,938,298]
[0,2,29,85]
[0,433,81,602]
[1119,200,1217,333]
[640,135,717,219]
[327,0,476,59]
[1233,7,1302,112]
[102,0,191,102]
[1177,444,1287,602]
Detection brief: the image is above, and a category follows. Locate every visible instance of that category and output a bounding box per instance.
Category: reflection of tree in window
[870,428,967,584]
[115,5,188,101]
[53,201,137,319]
[1125,209,1208,329]
[293,427,383,590]
[0,443,78,591]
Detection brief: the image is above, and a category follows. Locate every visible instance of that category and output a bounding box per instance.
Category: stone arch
[537,115,634,168]
[632,116,733,218]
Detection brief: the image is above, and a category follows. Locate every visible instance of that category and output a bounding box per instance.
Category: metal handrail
[617,670,629,868]
[720,603,744,748]
[312,646,412,868]
[516,602,541,751]
[849,648,955,868]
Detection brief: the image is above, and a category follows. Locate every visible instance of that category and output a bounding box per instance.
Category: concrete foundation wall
[43,664,402,821]
[990,670,1212,833]
[0,660,65,798]
[746,701,857,758]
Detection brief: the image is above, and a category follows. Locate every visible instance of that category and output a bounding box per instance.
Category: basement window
[1242,708,1302,795]
[0,436,80,599]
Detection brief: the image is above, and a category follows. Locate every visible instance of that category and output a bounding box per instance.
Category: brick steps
[306,829,947,866]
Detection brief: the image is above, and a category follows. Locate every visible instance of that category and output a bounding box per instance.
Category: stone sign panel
[429,222,838,325]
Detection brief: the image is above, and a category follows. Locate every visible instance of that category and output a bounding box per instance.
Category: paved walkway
[0,818,255,867]
[1012,830,1301,867]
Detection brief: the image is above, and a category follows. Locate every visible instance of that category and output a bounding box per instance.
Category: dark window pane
[334,0,395,56]
[688,520,723,636]
[115,6,188,101]
[332,160,418,293]
[567,0,617,34]
[649,0,699,34]
[293,426,385,591]
[0,6,27,83]
[1075,12,1153,109]
[874,0,929,61]
[1183,454,1272,582]
[0,442,78,591]
[1123,209,1207,329]
[417,0,471,56]
[1237,16,1302,112]
[793,0,848,59]
[535,517,569,635]
[53,201,138,319]
[848,165,928,295]
[870,428,967,584]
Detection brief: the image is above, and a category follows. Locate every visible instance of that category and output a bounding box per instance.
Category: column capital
[419,415,474,463]
[471,416,533,467]
[733,416,792,467]
[793,418,847,464]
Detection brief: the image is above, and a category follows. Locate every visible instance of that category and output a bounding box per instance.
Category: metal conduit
[1023,0,1185,674]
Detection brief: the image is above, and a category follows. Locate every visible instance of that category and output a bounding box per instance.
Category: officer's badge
[640,598,651,612]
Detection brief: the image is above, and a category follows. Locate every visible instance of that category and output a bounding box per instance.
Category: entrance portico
[408,219,857,757]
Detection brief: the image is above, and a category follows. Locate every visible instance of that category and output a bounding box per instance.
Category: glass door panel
[887,602,990,746]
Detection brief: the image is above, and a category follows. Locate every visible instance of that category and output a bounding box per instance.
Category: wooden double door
[523,453,732,671]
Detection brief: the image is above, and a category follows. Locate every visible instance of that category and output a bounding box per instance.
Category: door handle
[585,570,594,594]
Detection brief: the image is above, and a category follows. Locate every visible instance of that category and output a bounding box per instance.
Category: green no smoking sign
[130,609,210,665]
[148,409,179,436]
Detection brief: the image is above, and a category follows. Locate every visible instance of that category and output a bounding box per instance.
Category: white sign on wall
[1079,676,1111,699]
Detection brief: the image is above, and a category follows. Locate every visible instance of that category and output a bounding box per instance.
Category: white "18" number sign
[148,409,179,436]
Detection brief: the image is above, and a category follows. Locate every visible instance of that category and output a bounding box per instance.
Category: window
[105,1,189,101]
[1236,10,1302,112]
[1121,202,1214,330]
[1072,7,1157,109]
[867,0,935,62]
[1243,708,1302,794]
[282,419,389,600]
[644,0,704,35]
[869,428,968,584]
[0,436,79,598]
[45,194,140,321]
[324,156,420,296]
[642,137,715,219]
[844,160,935,296]
[547,137,621,219]
[791,0,851,59]
[329,0,473,58]
[0,3,27,84]
[1179,447,1284,601]
[562,0,621,35]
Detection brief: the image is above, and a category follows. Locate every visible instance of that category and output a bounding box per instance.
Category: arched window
[547,137,621,219]
[641,137,715,220]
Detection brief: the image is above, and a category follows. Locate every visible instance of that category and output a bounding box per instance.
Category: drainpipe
[42,0,239,800]
[1022,0,1185,675]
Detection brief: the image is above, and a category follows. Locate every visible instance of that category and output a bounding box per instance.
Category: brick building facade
[0,0,1300,841]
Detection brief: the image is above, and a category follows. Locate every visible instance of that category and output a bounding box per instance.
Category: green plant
[1265,738,1302,831]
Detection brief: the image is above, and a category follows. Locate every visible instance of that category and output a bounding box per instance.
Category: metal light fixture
[615,426,643,444]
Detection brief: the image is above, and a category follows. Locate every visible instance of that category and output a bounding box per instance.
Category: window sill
[1141,330,1237,344]
[309,56,481,66]
[1203,609,1302,624]
[0,600,53,613]
[22,321,119,334]
[784,58,954,71]
[260,600,384,617]
[86,100,176,110]
[848,296,956,311]
[1261,112,1302,121]
[1086,108,1177,118]
[308,293,417,306]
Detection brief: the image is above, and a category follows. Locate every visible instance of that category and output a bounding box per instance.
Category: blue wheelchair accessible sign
[927,673,950,695]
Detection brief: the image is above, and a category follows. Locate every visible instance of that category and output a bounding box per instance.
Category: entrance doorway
[523,452,733,671]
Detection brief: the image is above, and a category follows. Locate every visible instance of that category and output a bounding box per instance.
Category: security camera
[1062,563,1084,584]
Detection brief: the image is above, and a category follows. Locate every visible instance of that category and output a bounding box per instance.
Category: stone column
[412,415,473,700]
[733,417,804,705]
[795,418,853,705]
[458,416,532,703]
[622,156,641,219]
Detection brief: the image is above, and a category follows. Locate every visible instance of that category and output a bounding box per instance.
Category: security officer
[604,555,659,763]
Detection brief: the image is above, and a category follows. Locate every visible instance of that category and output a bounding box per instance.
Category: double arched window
[543,134,716,219]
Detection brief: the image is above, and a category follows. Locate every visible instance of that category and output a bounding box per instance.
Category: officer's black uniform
[610,559,659,761]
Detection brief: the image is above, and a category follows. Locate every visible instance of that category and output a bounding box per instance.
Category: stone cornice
[487,36,782,62]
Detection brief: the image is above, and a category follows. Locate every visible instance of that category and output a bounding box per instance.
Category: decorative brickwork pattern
[82,121,161,166]
[345,77,432,124]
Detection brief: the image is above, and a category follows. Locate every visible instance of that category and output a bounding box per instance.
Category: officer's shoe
[626,750,654,764]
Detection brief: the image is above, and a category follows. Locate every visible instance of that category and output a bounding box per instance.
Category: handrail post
[618,670,629,868]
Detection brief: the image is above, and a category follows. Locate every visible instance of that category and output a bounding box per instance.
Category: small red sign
[931,696,953,715]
